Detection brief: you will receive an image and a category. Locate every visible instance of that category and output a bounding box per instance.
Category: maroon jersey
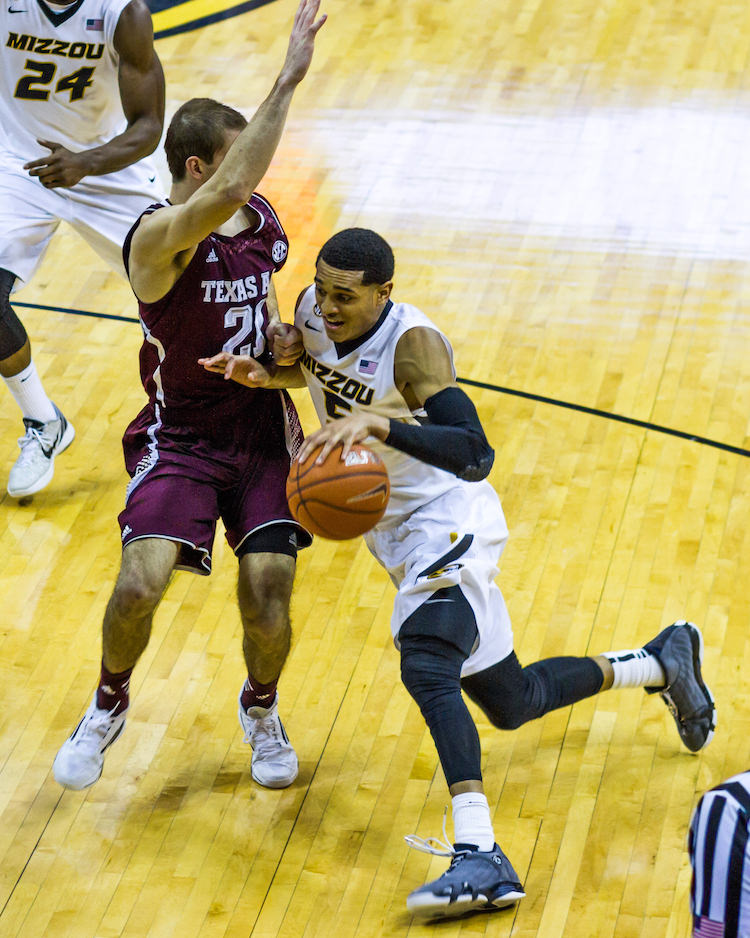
[123,193,289,432]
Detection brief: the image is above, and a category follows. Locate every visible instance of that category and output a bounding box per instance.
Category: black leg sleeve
[0,268,26,360]
[462,651,605,731]
[400,635,483,787]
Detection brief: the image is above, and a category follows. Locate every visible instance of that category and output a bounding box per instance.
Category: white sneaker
[53,695,127,790]
[238,693,298,788]
[8,403,75,497]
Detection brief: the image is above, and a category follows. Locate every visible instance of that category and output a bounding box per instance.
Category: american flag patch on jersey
[693,917,725,938]
[358,359,378,375]
[86,17,104,29]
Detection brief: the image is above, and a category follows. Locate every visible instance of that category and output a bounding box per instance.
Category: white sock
[603,648,666,689]
[452,792,495,852]
[3,361,56,423]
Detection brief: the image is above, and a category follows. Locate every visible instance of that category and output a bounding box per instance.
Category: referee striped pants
[689,773,750,938]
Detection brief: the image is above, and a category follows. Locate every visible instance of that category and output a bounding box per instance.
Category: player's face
[314,260,392,342]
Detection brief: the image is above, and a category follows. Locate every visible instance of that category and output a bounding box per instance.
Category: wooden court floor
[2,0,750,935]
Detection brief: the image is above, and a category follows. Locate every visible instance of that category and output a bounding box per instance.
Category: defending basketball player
[201,228,716,919]
[53,0,326,794]
[0,0,165,497]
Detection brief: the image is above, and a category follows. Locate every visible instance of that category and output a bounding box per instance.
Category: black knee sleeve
[400,635,483,787]
[397,588,482,787]
[0,269,27,360]
[462,652,604,730]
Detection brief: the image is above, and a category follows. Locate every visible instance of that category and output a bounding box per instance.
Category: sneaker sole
[7,420,76,497]
[660,621,716,752]
[250,765,299,789]
[407,887,525,918]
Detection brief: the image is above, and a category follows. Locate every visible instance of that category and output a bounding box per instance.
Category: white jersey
[295,286,480,527]
[0,0,132,159]
[296,286,514,672]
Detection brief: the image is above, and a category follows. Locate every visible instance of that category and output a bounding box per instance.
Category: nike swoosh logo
[148,174,156,183]
[9,7,27,11]
[304,318,322,332]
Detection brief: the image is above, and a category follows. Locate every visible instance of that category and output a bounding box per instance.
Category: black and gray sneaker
[643,620,716,752]
[406,842,525,919]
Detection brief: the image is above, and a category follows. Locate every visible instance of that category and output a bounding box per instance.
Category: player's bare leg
[102,538,179,672]
[53,539,178,789]
[237,551,298,788]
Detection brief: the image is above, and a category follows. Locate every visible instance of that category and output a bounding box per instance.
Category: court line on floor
[457,376,750,459]
[15,300,750,459]
[150,0,275,40]
[0,788,65,921]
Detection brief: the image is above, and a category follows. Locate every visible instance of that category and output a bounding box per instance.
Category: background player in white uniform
[689,770,750,937]
[202,227,716,920]
[0,0,164,497]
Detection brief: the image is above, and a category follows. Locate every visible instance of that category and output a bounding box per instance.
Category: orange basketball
[286,443,390,540]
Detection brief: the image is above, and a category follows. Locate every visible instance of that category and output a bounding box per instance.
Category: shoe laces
[404,808,459,858]
[245,707,288,755]
[72,705,119,751]
[16,424,51,463]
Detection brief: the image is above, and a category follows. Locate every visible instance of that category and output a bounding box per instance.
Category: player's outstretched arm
[133,0,326,273]
[23,0,164,188]
[200,352,307,389]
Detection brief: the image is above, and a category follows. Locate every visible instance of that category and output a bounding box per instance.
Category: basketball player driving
[53,0,326,795]
[202,227,715,919]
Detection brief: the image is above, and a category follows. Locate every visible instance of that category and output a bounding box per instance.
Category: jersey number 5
[15,60,95,102]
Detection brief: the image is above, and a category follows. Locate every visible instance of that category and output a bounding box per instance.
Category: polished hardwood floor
[2,0,749,934]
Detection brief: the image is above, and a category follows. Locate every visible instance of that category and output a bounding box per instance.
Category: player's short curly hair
[317,229,395,285]
[165,98,247,181]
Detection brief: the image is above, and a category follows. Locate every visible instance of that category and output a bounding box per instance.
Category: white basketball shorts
[365,480,514,676]
[0,151,163,285]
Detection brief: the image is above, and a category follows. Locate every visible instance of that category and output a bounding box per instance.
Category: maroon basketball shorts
[118,405,310,574]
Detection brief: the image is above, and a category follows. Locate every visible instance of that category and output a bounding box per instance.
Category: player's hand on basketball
[199,352,272,388]
[298,413,390,465]
[267,322,303,366]
[24,140,88,188]
[280,0,327,87]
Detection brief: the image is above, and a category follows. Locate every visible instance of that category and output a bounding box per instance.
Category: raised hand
[279,0,327,88]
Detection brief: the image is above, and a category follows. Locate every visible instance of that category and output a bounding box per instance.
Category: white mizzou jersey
[295,285,477,527]
[1,0,132,159]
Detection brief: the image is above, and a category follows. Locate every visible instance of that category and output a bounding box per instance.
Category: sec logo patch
[272,240,288,263]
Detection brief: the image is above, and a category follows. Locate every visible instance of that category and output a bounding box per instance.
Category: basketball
[286,443,390,540]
